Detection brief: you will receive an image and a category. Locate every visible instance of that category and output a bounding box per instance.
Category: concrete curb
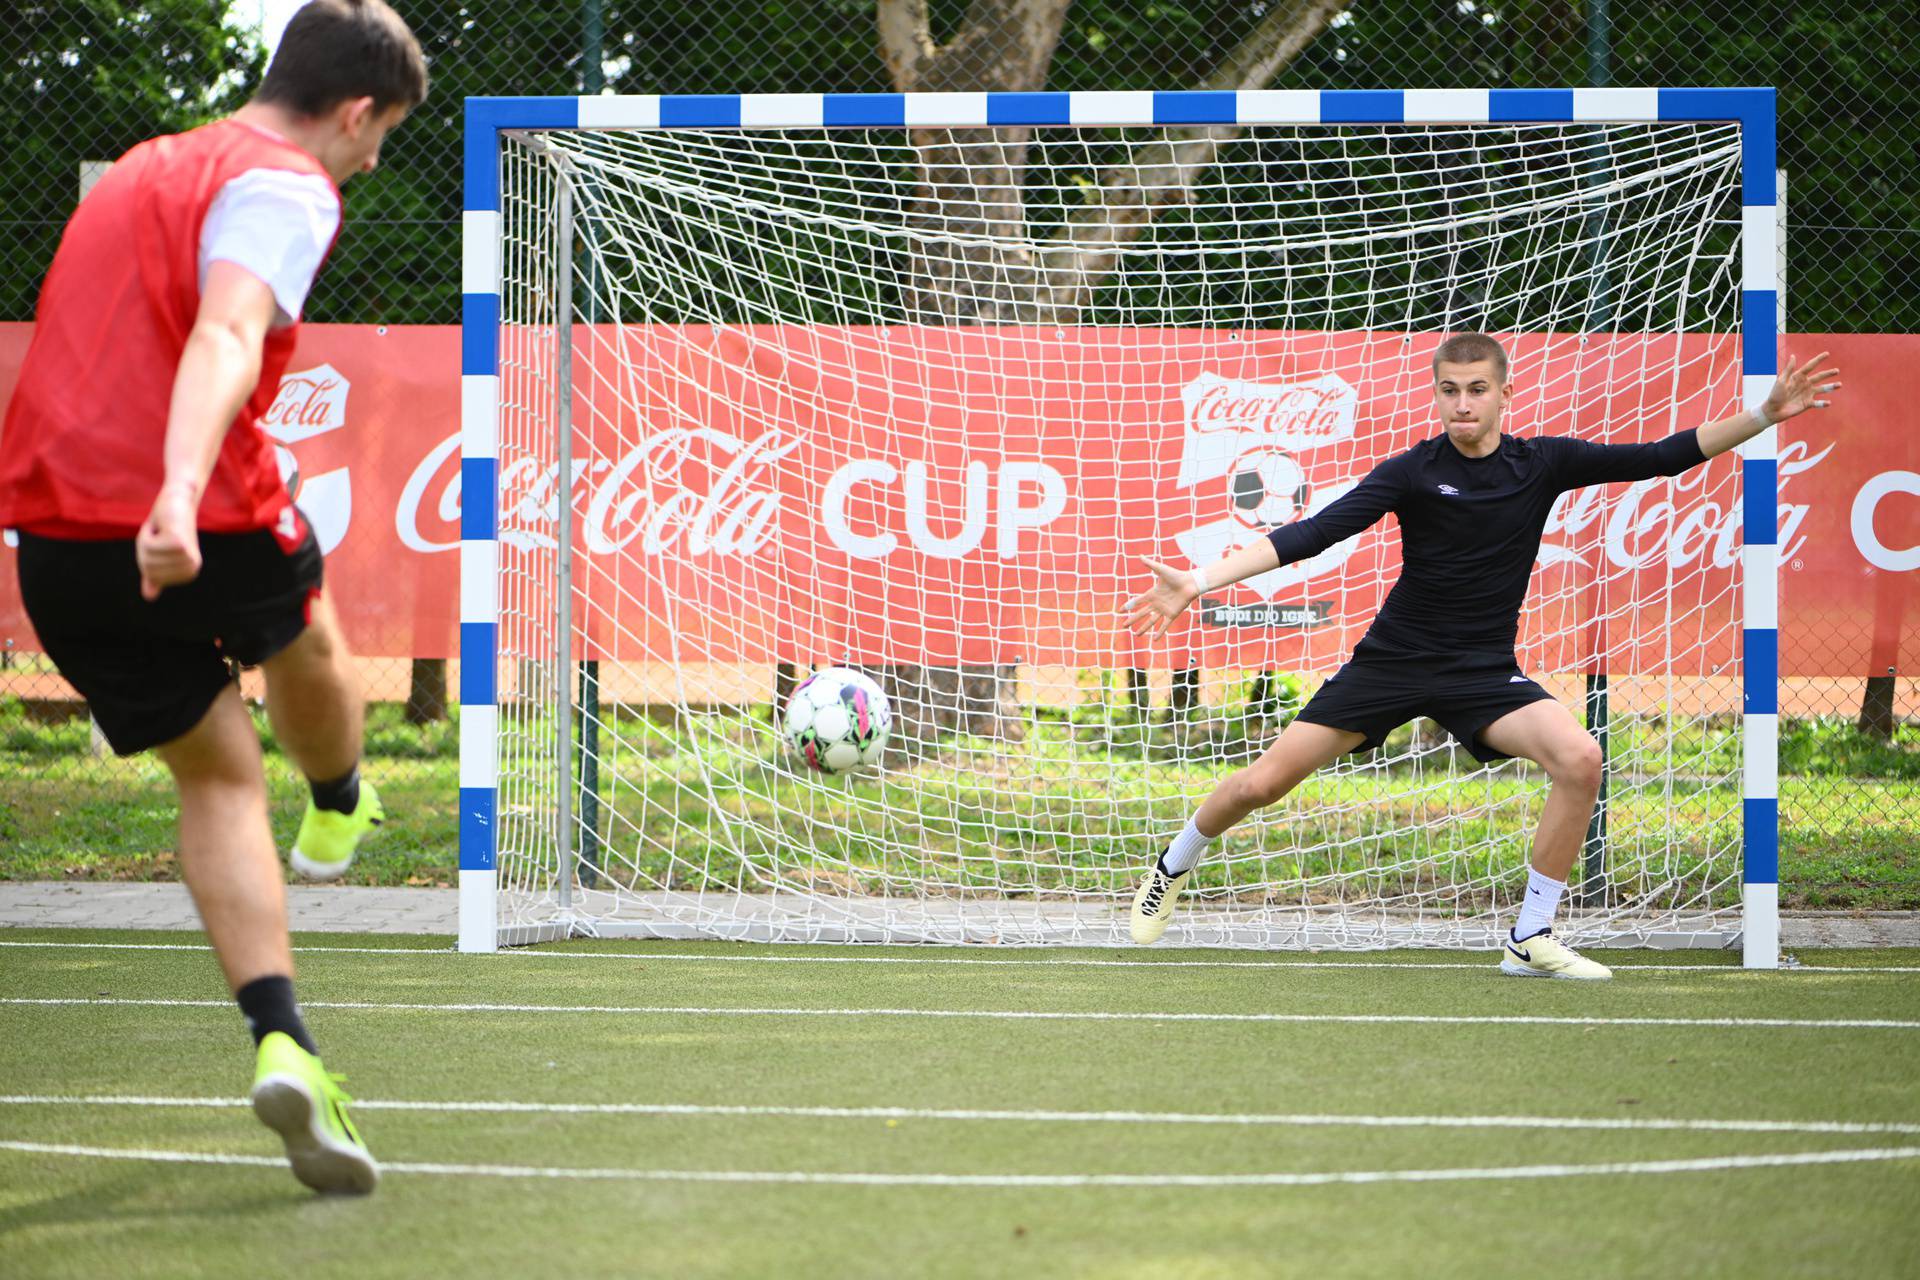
[2,883,1915,947]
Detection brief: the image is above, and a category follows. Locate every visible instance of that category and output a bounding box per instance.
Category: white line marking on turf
[4,1094,1918,1137]
[5,997,1917,1029]
[2,1139,1916,1187]
[2,939,1914,973]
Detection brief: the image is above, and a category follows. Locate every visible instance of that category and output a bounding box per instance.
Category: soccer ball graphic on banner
[1227,447,1312,528]
[781,668,891,775]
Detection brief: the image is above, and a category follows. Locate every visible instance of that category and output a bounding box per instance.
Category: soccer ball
[1227,447,1311,528]
[781,667,891,775]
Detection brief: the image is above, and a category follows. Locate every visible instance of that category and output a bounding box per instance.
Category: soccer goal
[458,88,1781,964]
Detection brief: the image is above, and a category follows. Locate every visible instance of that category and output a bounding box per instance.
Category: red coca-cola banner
[2,324,1913,677]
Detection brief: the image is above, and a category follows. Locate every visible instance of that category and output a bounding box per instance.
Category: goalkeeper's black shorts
[1294,655,1558,764]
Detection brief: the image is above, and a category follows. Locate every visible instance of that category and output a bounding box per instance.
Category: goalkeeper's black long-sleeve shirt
[1266,429,1706,667]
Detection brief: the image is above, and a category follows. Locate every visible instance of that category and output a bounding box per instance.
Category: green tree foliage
[1603,2,1918,333]
[2,2,1911,329]
[311,2,887,324]
[0,1,260,321]
[301,0,1920,332]
[1289,1,1918,332]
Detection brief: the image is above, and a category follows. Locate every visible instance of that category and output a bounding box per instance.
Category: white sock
[1512,868,1567,940]
[1158,818,1215,876]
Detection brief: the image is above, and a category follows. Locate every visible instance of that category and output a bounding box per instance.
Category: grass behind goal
[3,698,1916,912]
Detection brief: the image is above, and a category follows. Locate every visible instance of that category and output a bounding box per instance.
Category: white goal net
[484,111,1749,948]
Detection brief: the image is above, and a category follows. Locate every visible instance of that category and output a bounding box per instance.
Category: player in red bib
[0,0,426,1194]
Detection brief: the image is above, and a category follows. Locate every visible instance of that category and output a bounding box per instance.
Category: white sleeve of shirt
[197,169,341,326]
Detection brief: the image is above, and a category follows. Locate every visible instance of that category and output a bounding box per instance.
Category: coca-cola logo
[395,432,462,553]
[1538,439,1834,571]
[575,427,793,556]
[262,363,352,554]
[261,364,349,444]
[1173,371,1363,601]
[1181,372,1358,452]
[395,427,796,557]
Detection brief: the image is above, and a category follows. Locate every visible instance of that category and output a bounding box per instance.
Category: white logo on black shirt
[1437,484,1459,496]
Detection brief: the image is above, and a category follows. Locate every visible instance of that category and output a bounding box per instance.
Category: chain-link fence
[1,1,1913,901]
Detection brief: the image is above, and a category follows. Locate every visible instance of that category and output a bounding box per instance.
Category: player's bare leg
[262,593,382,880]
[155,684,377,1191]
[1478,700,1610,979]
[1480,700,1602,883]
[155,684,292,990]
[1131,719,1365,943]
[263,592,362,781]
[1197,719,1368,836]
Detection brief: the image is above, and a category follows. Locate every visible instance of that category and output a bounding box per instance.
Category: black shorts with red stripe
[1294,655,1558,764]
[15,511,323,755]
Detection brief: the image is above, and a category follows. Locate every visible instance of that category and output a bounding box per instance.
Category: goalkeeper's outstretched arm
[1551,351,1845,490]
[1124,539,1282,638]
[1124,455,1409,638]
[1697,351,1842,459]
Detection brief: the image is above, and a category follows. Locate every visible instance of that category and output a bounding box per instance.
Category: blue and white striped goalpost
[458,87,1781,965]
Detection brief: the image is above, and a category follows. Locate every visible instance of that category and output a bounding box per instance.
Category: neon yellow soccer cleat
[1500,929,1612,981]
[1130,861,1192,945]
[291,781,383,881]
[250,1031,378,1194]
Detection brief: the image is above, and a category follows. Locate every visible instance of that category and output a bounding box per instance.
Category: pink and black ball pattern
[780,668,891,775]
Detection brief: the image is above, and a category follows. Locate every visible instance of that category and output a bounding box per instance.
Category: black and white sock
[237,975,318,1056]
[310,765,361,816]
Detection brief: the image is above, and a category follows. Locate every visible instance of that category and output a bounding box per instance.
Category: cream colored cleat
[1500,929,1612,981]
[1129,861,1192,945]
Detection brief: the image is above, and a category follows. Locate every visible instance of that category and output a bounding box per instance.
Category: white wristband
[1753,403,1777,428]
[1190,567,1208,596]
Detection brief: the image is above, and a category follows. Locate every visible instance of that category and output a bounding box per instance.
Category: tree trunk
[869,0,1343,745]
[1171,666,1199,716]
[872,2,1074,745]
[880,663,1020,751]
[406,657,448,726]
[774,662,801,719]
[1859,674,1896,740]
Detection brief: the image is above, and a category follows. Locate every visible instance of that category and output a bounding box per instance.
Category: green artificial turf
[1,930,1917,1278]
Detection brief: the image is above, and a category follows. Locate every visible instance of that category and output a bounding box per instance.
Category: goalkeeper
[1123,333,1838,977]
[0,1,425,1190]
